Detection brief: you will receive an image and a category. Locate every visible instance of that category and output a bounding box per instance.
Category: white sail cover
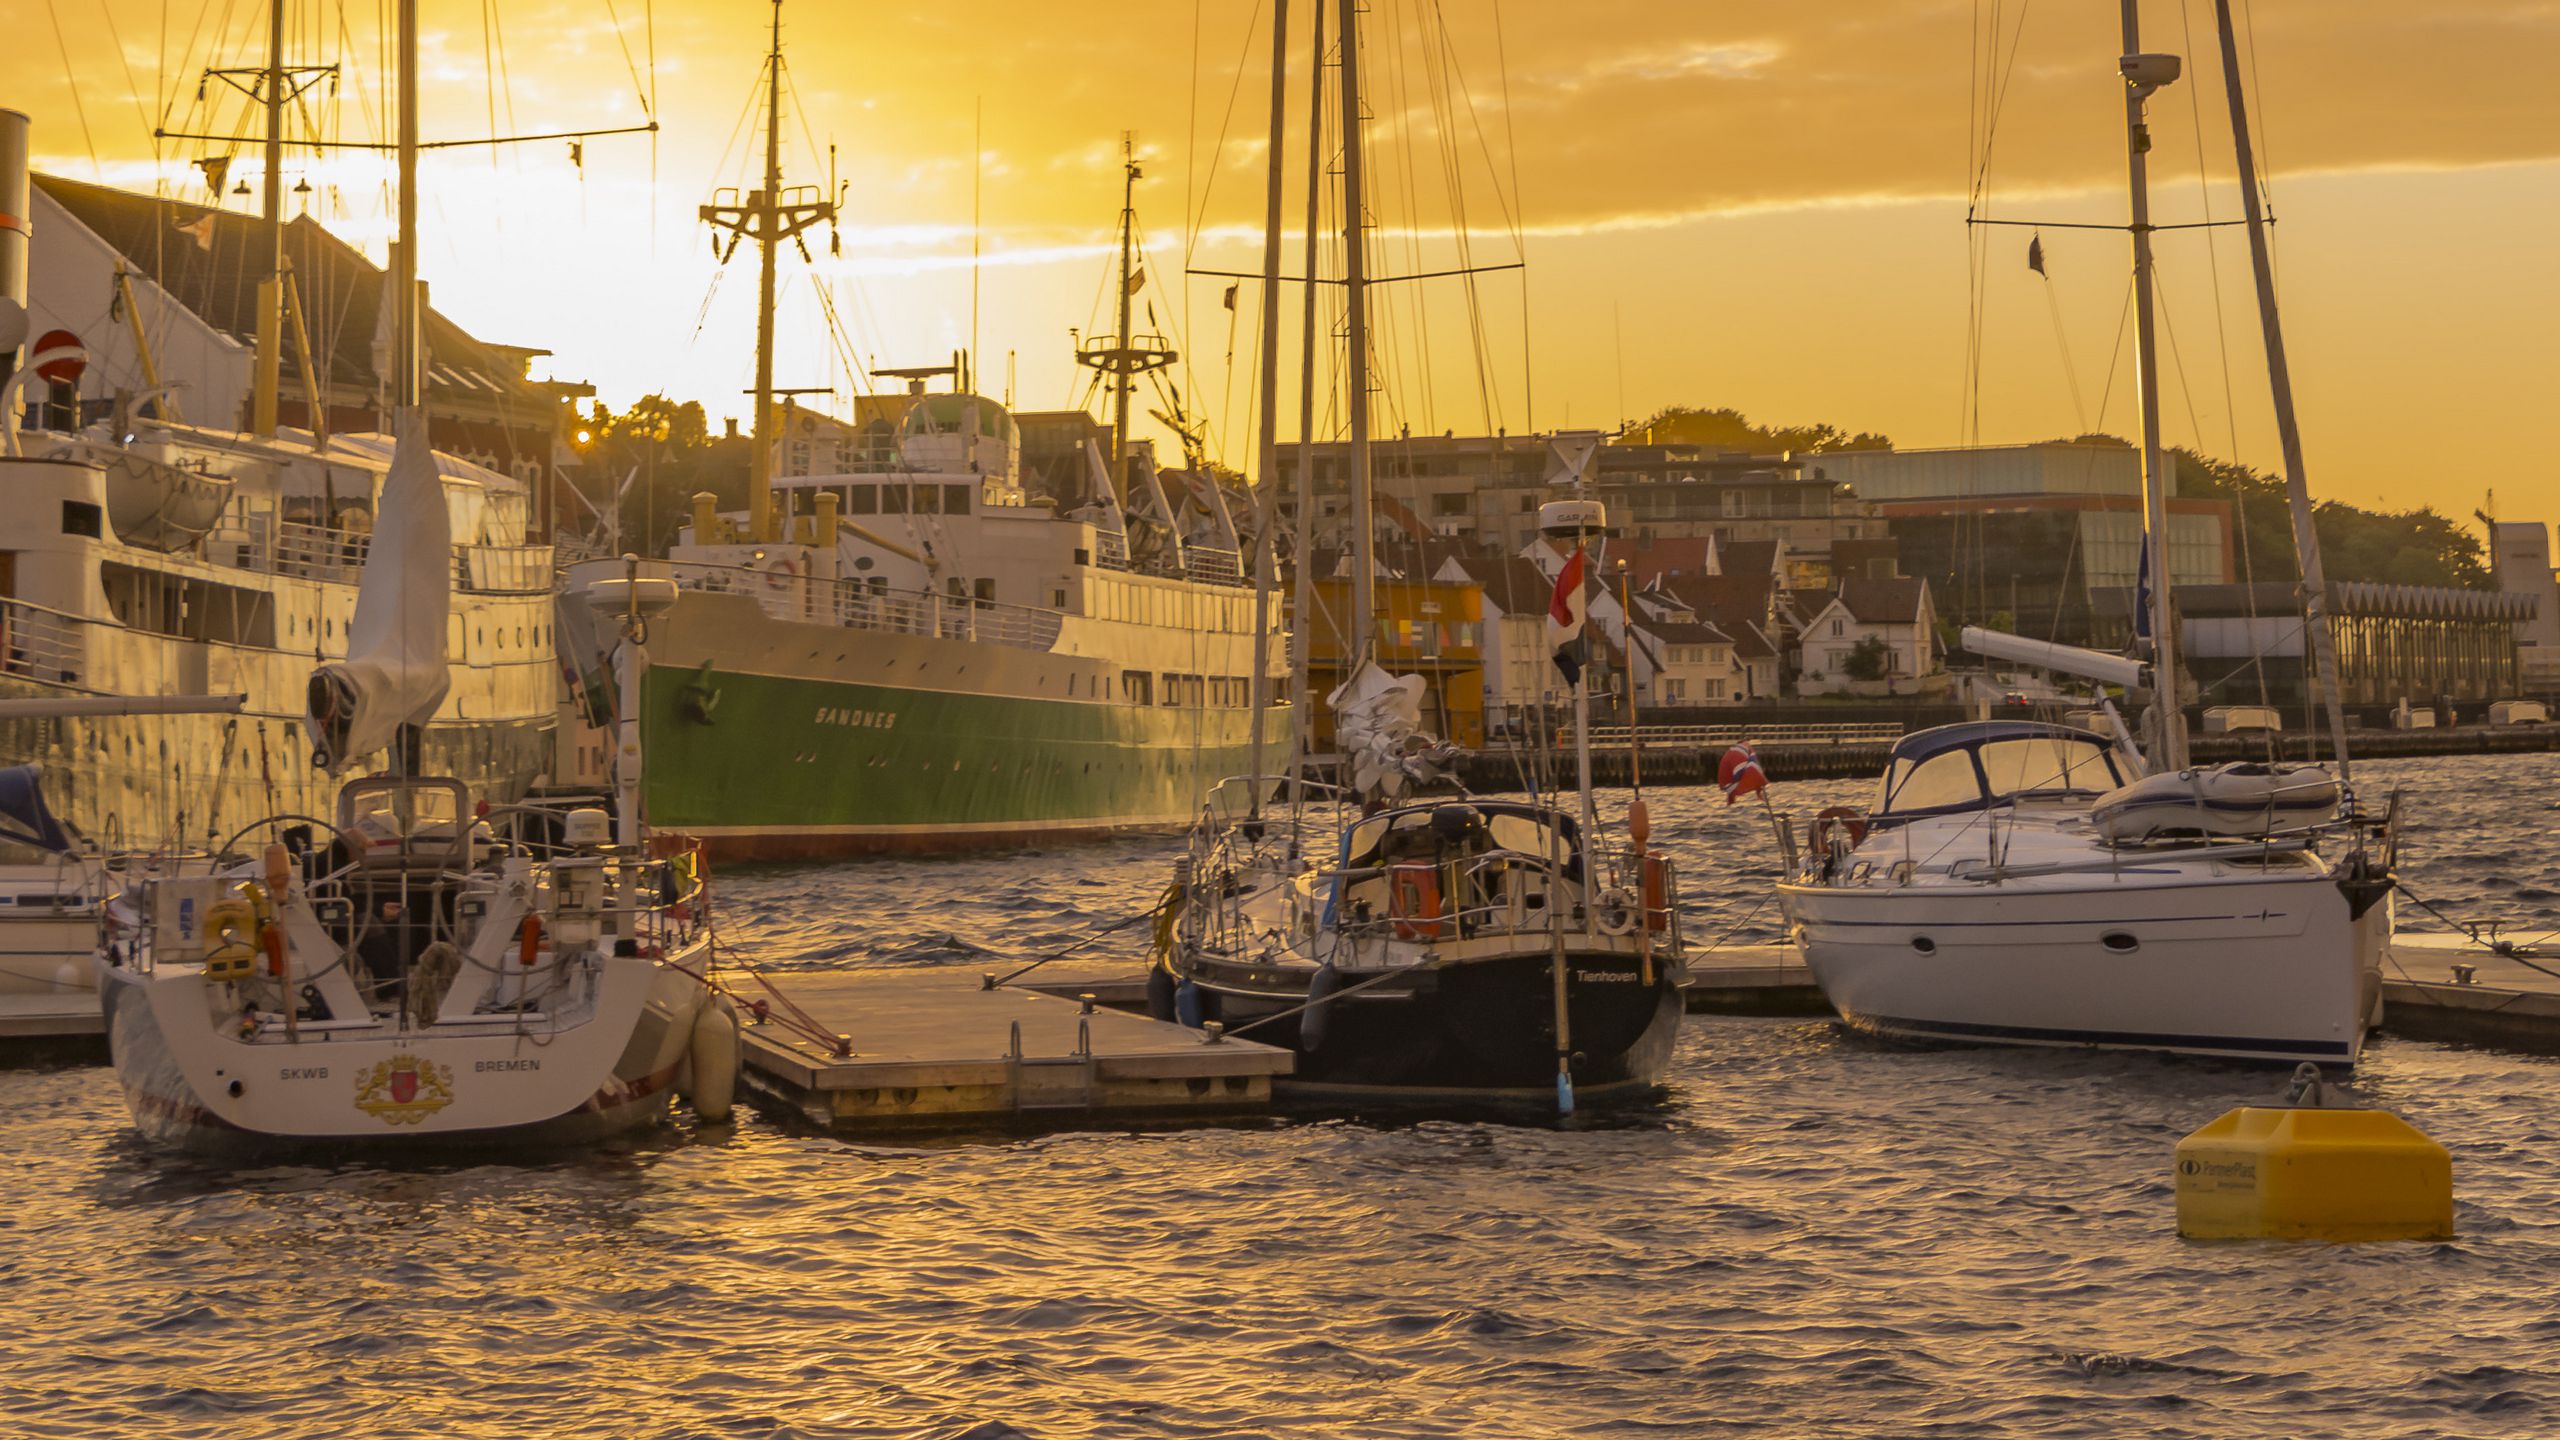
[304,417,452,771]
[1328,659,1458,801]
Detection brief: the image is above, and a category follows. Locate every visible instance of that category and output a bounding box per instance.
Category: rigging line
[98,0,159,145]
[1489,0,1532,431]
[1184,0,1203,372]
[1424,1,1497,436]
[594,0,655,117]
[1182,0,1268,265]
[2038,269,2089,434]
[44,0,104,179]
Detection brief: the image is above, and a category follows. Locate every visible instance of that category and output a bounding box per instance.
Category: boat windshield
[1877,727,2125,816]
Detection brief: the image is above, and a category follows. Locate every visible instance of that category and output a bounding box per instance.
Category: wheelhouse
[1874,721,2132,818]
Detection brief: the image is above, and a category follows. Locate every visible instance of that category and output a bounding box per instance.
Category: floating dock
[0,993,105,1050]
[736,966,1293,1130]
[2380,932,2560,1056]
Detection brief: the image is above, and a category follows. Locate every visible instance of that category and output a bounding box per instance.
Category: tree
[1842,635,1892,682]
[1625,405,1893,454]
[2173,449,2489,590]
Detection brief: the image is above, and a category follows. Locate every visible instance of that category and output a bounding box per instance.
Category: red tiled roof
[1837,576,1931,625]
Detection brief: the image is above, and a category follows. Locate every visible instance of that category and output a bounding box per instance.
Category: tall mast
[394,0,419,413]
[1336,0,1375,657]
[1285,0,1327,846]
[700,0,833,544]
[2120,4,2185,769]
[1244,0,1292,816]
[2212,0,2350,778]
[250,0,286,434]
[1112,142,1139,487]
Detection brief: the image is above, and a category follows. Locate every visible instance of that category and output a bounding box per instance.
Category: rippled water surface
[6,753,2560,1439]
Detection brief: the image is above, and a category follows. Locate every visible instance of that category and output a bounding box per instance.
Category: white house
[1797,576,1942,697]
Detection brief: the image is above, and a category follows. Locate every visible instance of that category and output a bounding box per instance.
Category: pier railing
[667,562,1066,654]
[1566,722,1904,750]
[0,599,86,686]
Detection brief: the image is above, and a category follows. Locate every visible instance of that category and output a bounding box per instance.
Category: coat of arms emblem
[353,1052,456,1124]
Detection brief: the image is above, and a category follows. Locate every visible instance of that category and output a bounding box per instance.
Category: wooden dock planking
[1016,945,1829,1017]
[737,966,1293,1129]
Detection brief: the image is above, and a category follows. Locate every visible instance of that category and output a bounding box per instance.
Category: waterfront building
[1793,577,1945,698]
[27,174,585,531]
[1810,443,2233,644]
[2487,521,2560,695]
[1300,572,1486,749]
[2103,582,2532,715]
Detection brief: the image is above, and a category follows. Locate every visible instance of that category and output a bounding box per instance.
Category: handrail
[0,597,88,686]
[1568,721,1903,749]
[666,561,1066,654]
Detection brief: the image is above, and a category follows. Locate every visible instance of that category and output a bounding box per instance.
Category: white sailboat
[97,1,727,1150]
[1776,3,2397,1067]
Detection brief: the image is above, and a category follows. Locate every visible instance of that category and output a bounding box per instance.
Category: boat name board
[817,706,900,730]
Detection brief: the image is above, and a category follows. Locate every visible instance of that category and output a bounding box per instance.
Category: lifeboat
[80,442,236,552]
[2091,762,2341,844]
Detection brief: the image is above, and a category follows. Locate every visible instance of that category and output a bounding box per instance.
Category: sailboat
[96,1,728,1150]
[1161,0,1686,1111]
[1775,3,2397,1066]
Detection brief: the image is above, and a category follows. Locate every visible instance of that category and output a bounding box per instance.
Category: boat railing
[1183,547,1244,585]
[666,561,1065,653]
[202,517,552,595]
[0,597,88,686]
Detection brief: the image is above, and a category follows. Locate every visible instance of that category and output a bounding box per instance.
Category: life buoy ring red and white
[1811,806,1870,858]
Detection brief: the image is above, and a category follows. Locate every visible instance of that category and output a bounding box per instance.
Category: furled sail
[1328,659,1459,802]
[304,417,452,771]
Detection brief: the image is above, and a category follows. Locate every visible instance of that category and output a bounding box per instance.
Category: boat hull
[636,595,1291,858]
[1777,872,2385,1064]
[1184,948,1685,1106]
[97,947,712,1153]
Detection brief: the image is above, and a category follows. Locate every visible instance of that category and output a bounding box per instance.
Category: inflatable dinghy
[2091,762,2341,844]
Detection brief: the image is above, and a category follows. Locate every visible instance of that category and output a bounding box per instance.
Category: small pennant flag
[174,213,217,251]
[1222,282,1239,311]
[194,156,231,197]
[1126,265,1146,296]
[1717,744,1768,806]
[1546,546,1589,685]
[2027,233,2046,277]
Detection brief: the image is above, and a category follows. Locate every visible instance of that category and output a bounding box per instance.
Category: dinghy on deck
[2092,763,2343,844]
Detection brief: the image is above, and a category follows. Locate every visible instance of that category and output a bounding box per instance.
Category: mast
[394,0,419,414]
[700,0,834,545]
[1285,0,1326,847]
[1337,0,1375,657]
[251,0,286,434]
[1244,0,1292,817]
[2212,0,2351,778]
[2119,5,2186,770]
[1112,143,1139,487]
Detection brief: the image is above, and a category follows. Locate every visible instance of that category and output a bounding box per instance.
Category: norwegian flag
[1717,744,1769,806]
[1546,546,1589,685]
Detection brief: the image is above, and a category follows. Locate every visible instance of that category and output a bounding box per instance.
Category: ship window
[913,486,942,515]
[1884,751,1984,813]
[882,487,908,514]
[974,579,996,603]
[944,484,971,515]
[61,501,102,538]
[846,485,877,515]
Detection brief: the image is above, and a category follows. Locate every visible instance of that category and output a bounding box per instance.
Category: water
[5,753,2558,1439]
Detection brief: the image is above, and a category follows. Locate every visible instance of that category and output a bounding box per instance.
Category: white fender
[688,994,741,1124]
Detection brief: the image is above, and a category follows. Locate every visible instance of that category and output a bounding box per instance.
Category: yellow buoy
[2175,1071,2452,1242]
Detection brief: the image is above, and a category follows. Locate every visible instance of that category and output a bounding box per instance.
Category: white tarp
[1327,659,1458,801]
[304,416,452,772]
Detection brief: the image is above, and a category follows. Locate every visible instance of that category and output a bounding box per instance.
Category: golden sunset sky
[11,1,2558,522]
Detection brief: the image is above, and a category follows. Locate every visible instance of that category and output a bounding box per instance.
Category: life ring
[1597,887,1639,936]
[200,899,258,948]
[1811,806,1870,858]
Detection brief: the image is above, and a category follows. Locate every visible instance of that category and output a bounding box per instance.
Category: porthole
[1909,935,1936,956]
[2100,931,2140,954]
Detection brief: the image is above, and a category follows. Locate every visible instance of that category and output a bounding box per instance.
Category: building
[2105,582,2533,713]
[27,174,582,532]
[1275,430,1884,558]
[1795,577,1943,697]
[1300,573,1486,749]
[2488,521,2560,694]
[1808,443,2233,646]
